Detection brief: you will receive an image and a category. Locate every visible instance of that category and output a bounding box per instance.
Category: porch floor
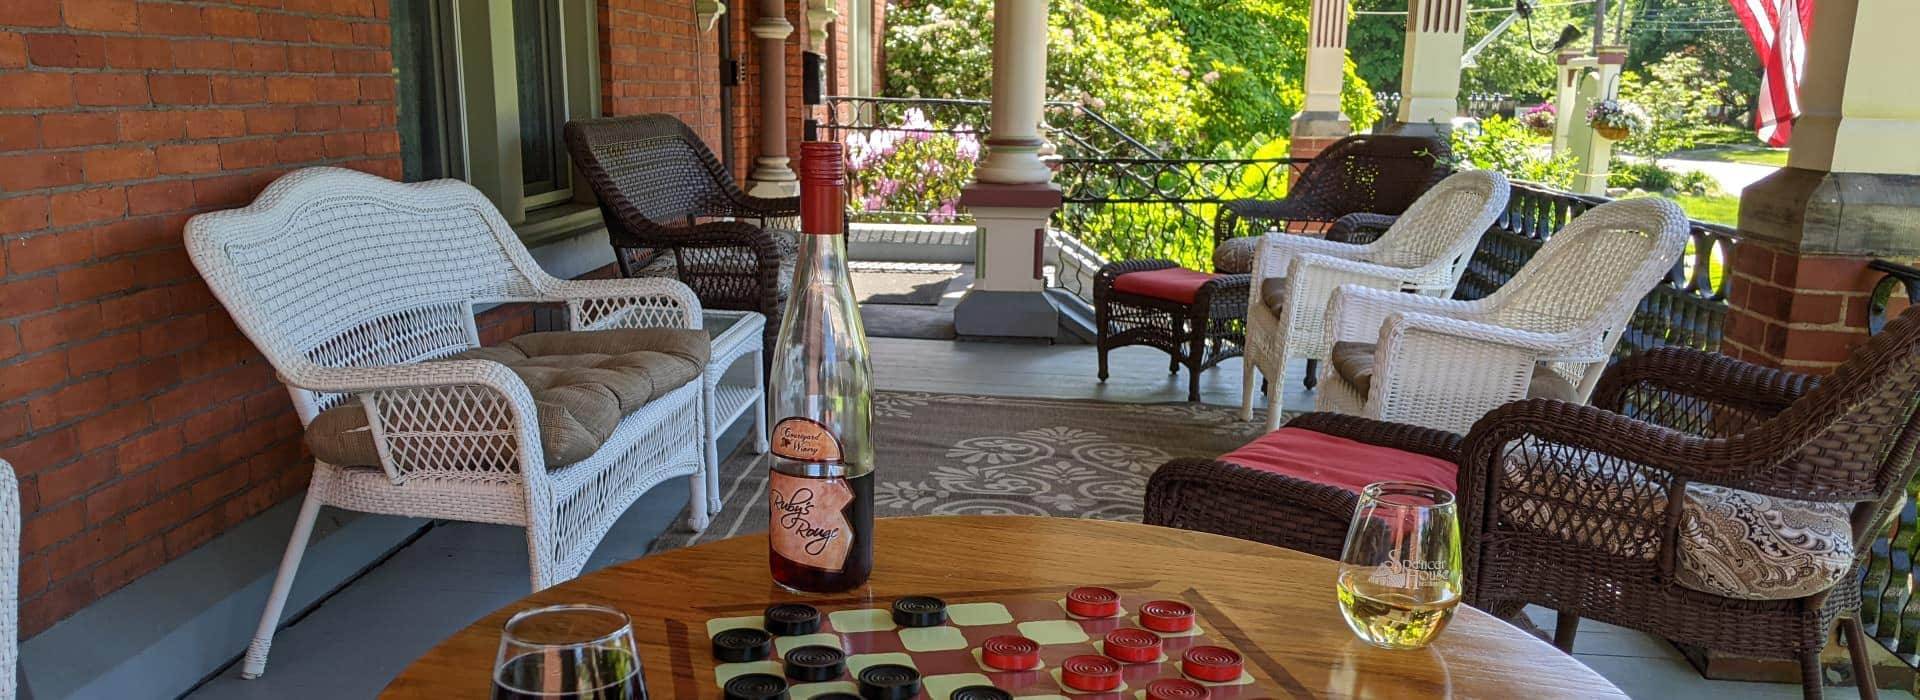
[185,337,1894,700]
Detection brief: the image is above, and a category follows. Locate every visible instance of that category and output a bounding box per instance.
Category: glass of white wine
[1336,481,1463,650]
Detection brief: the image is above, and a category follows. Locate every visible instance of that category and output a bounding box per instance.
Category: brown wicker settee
[1148,309,1920,699]
[564,115,800,354]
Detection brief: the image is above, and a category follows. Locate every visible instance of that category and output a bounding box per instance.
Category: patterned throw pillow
[1498,442,1854,600]
[1213,237,1260,274]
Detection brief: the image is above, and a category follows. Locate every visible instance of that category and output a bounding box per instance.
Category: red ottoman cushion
[1112,267,1217,304]
[1220,427,1456,494]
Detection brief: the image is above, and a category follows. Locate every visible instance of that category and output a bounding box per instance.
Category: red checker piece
[1102,627,1163,664]
[979,634,1041,671]
[1060,654,1123,692]
[1066,586,1122,618]
[1180,645,1244,683]
[1139,600,1196,633]
[1145,678,1213,699]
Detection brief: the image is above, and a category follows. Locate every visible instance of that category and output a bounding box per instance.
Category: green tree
[884,0,1377,154]
[886,0,1205,147]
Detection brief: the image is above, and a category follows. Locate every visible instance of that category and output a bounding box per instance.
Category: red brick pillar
[1724,241,1878,373]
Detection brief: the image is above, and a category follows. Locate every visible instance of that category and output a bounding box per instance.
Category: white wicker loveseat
[1239,170,1510,430]
[185,167,708,679]
[1316,196,1690,434]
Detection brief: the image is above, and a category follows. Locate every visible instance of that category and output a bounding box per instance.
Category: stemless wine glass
[493,604,648,700]
[1335,481,1464,650]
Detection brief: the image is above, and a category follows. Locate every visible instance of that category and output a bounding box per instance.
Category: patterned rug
[649,391,1269,552]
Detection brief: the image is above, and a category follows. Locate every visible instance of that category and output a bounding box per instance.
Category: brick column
[1724,0,1920,373]
[1288,0,1350,161]
[746,0,798,197]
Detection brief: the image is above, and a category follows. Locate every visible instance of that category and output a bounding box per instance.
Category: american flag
[1728,0,1814,146]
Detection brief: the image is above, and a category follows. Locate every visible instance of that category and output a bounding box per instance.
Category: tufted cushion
[1213,237,1260,274]
[1329,341,1579,403]
[1220,427,1456,494]
[1112,267,1218,304]
[306,328,709,469]
[1500,444,1854,600]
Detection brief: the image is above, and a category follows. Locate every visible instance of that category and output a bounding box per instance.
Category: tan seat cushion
[1213,237,1260,274]
[1328,341,1579,403]
[306,328,710,469]
[1259,276,1287,315]
[1500,442,1854,600]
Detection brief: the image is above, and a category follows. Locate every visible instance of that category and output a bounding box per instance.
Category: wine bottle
[767,141,875,593]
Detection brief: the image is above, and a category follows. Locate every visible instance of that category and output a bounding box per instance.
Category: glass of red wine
[492,604,648,700]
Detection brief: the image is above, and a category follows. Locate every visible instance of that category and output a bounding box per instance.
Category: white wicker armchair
[1239,170,1511,430]
[185,167,708,679]
[1315,196,1691,434]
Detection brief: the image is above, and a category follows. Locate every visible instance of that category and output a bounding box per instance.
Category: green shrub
[1617,54,1734,157]
[1608,159,1719,196]
[844,109,981,224]
[1448,116,1577,189]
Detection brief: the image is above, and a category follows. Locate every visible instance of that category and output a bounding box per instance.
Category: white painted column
[955,0,1062,339]
[1549,49,1585,156]
[972,0,1054,185]
[1290,0,1351,159]
[1388,0,1468,135]
[1570,46,1624,195]
[747,0,798,197]
[1783,0,1920,176]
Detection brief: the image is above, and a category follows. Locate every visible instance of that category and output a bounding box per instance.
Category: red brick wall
[0,0,399,636]
[598,0,723,147]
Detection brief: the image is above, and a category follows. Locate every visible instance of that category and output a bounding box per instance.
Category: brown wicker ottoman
[1094,260,1250,402]
[1143,412,1462,559]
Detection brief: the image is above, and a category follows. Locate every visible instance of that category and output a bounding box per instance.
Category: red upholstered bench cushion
[1112,267,1217,304]
[1219,427,1456,494]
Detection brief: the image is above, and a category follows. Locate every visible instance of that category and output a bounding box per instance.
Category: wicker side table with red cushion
[1143,412,1462,559]
[1094,260,1250,402]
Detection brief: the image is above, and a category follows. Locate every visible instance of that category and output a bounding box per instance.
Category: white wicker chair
[185,167,708,679]
[0,460,16,700]
[1239,170,1511,430]
[1315,196,1691,434]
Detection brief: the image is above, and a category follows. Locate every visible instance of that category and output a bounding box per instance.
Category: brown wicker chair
[564,115,800,354]
[1211,134,1449,267]
[1148,309,1920,699]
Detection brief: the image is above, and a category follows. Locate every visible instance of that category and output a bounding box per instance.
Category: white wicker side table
[698,311,768,526]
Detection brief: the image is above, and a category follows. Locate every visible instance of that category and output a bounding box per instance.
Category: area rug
[850,264,960,306]
[650,391,1270,552]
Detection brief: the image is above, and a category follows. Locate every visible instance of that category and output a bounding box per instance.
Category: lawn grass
[1673,146,1789,168]
[1673,193,1741,226]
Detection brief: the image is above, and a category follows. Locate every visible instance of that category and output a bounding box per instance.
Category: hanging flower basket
[1585,99,1648,142]
[1519,105,1557,137]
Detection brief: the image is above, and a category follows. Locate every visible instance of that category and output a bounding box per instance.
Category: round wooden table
[384,516,1625,698]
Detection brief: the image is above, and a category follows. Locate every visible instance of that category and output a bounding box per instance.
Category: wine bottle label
[769,471,855,572]
[770,417,843,463]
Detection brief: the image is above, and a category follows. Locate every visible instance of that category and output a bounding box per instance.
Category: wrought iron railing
[818,96,1167,225]
[1858,259,1920,663]
[1457,183,1734,357]
[1373,91,1521,123]
[1049,157,1306,300]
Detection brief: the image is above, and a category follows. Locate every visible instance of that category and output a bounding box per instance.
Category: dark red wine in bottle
[767,141,874,593]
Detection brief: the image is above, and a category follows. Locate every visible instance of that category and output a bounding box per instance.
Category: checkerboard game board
[685,582,1283,699]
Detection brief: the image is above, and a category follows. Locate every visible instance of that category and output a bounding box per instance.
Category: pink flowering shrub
[844,108,981,224]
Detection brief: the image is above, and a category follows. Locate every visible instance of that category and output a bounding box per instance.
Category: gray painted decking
[186,335,1887,699]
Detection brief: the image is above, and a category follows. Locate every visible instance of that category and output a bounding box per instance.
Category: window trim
[441,0,600,228]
